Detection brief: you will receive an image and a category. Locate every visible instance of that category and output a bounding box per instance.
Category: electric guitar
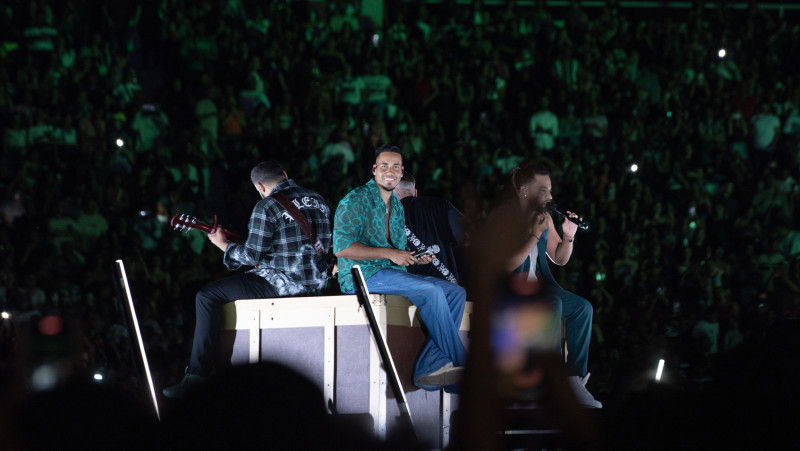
[169,213,246,243]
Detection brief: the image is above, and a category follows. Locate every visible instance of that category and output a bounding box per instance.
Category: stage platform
[218,294,472,449]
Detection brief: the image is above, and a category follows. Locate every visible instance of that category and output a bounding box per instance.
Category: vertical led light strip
[115,260,160,421]
[655,359,665,382]
[351,265,418,444]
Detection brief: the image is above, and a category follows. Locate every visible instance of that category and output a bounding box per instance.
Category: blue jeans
[523,226,593,378]
[355,268,468,390]
[549,286,593,377]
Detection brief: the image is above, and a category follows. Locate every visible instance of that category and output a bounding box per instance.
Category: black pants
[189,274,278,375]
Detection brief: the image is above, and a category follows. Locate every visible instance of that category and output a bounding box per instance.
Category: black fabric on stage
[401,196,466,285]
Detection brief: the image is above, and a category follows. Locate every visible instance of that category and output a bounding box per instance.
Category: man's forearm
[335,242,391,260]
[550,237,574,266]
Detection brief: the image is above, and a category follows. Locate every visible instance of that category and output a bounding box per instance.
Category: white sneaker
[417,362,465,386]
[568,373,602,408]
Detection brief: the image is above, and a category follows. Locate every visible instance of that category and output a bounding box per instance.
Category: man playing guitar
[163,160,332,398]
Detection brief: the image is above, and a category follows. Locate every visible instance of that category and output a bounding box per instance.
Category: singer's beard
[526,198,548,216]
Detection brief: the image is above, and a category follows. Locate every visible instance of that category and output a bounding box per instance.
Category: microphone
[546,203,589,231]
[412,244,440,258]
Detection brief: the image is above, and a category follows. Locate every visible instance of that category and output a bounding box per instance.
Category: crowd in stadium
[1,1,799,443]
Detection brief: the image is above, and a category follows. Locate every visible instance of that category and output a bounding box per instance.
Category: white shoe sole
[417,366,465,386]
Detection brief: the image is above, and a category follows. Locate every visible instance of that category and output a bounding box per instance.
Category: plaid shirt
[223,179,332,296]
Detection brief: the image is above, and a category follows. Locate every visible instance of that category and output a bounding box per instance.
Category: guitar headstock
[170,213,215,234]
[170,213,197,232]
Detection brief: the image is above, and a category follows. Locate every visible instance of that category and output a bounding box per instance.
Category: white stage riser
[218,295,472,450]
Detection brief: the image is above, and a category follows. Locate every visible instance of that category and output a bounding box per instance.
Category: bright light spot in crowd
[1,311,9,319]
[666,110,672,118]
[655,359,665,382]
[38,315,63,336]
[630,164,638,173]
[718,48,726,58]
[31,364,60,392]
[116,138,124,147]
[94,373,104,381]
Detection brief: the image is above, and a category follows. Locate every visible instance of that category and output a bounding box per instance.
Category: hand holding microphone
[546,202,589,231]
[532,211,549,241]
[389,245,438,266]
[412,244,440,258]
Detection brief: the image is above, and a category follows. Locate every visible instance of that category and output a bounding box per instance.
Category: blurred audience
[1,0,799,448]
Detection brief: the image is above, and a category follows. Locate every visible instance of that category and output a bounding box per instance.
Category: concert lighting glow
[115,260,160,421]
[30,364,60,392]
[718,48,726,57]
[39,315,63,335]
[655,359,665,382]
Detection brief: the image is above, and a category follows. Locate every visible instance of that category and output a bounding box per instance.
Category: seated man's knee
[196,285,219,308]
[423,283,448,301]
[411,280,450,306]
[451,284,467,302]
[555,290,591,316]
[578,296,593,316]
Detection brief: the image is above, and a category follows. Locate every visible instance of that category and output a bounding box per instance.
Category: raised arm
[546,210,578,266]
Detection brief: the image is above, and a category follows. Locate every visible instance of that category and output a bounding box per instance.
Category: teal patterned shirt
[333,179,407,292]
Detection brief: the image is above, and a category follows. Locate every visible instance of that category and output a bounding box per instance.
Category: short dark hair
[374,143,402,162]
[492,160,551,207]
[510,161,550,192]
[250,160,285,185]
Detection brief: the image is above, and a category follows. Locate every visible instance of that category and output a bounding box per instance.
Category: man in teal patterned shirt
[333,144,467,391]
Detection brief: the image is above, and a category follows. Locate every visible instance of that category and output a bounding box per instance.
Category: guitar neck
[186,220,216,235]
[170,214,247,243]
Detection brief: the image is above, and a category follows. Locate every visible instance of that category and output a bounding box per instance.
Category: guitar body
[169,214,246,243]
